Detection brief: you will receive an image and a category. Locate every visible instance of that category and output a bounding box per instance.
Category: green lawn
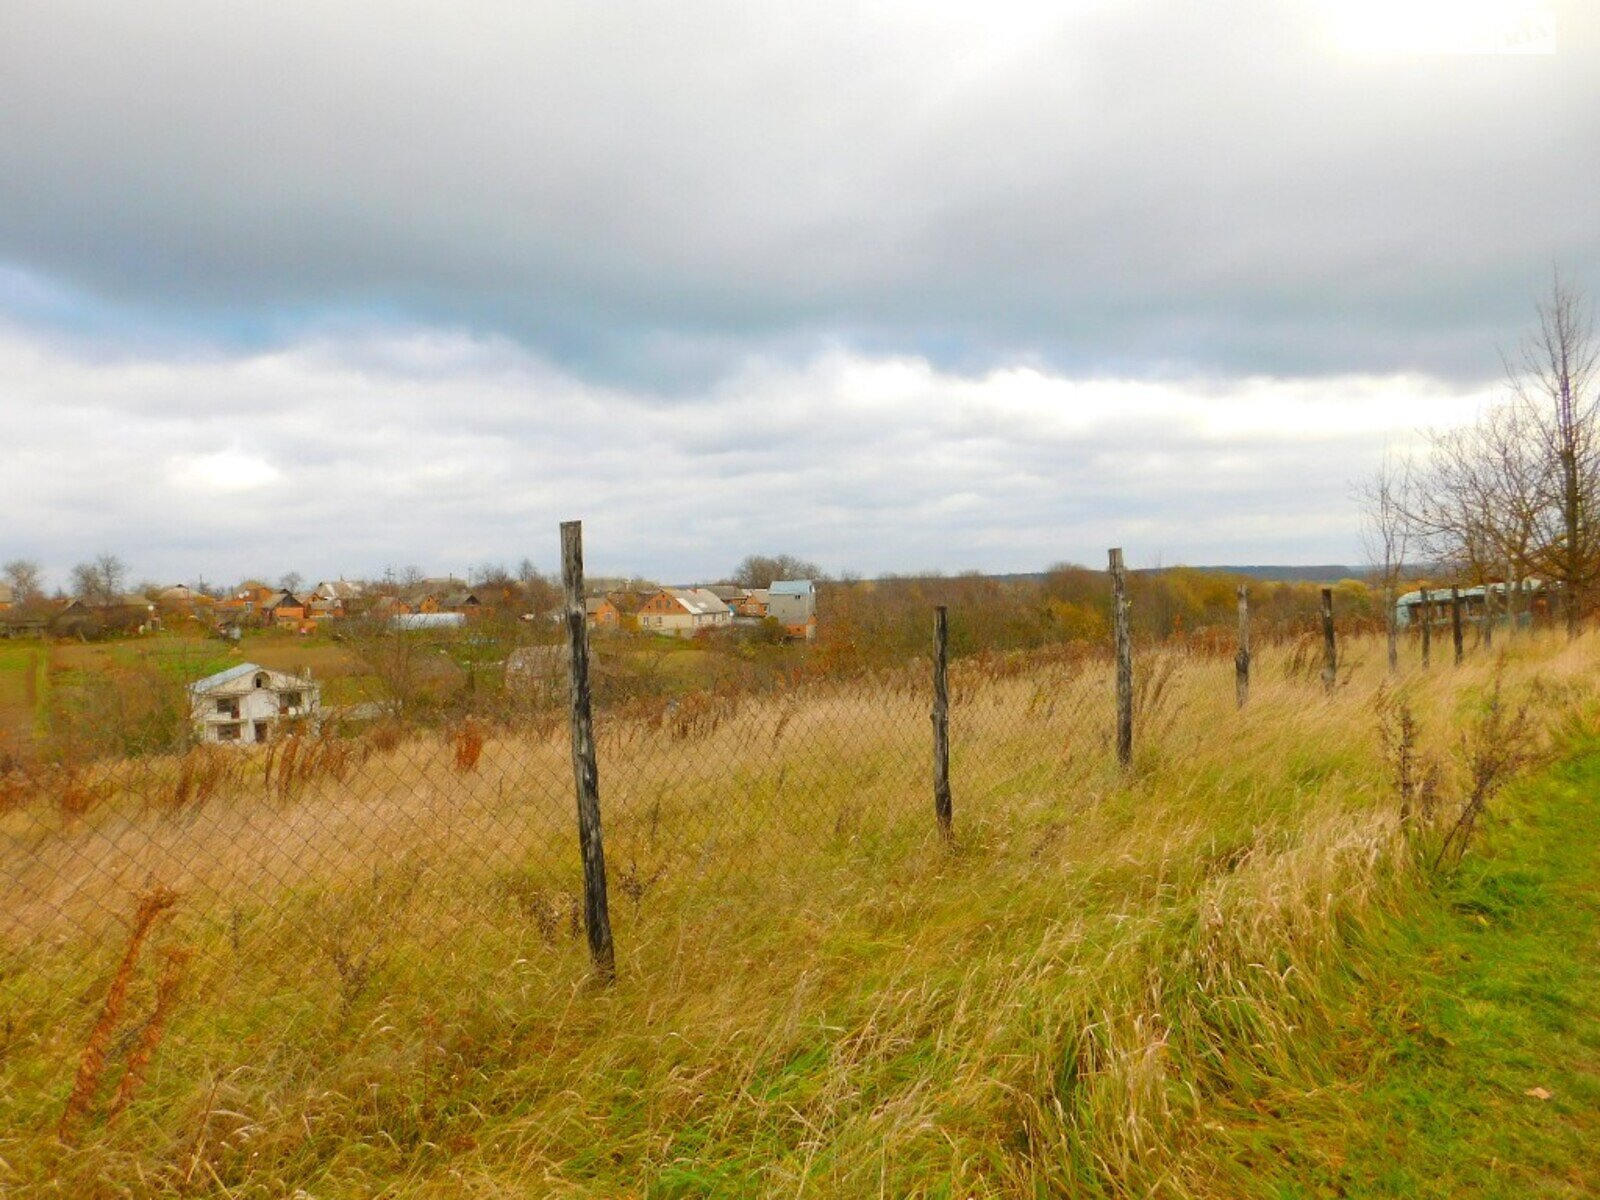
[1275,743,1600,1197]
[0,642,47,746]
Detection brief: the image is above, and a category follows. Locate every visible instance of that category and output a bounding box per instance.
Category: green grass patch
[1270,747,1600,1198]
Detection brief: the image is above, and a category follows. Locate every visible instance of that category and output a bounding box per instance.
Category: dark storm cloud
[2,1,1596,383]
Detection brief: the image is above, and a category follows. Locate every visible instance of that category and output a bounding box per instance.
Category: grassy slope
[4,634,1600,1196]
[1281,744,1600,1197]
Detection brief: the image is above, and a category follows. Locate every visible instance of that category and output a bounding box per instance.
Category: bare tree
[341,617,431,716]
[70,554,128,606]
[1357,450,1417,673]
[731,554,825,589]
[1514,272,1600,638]
[3,559,45,608]
[279,571,304,593]
[1417,400,1548,586]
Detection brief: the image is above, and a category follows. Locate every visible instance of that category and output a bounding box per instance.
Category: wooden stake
[1420,587,1431,668]
[1320,587,1337,694]
[1451,586,1464,666]
[1235,585,1250,709]
[1505,559,1517,639]
[1385,584,1398,674]
[932,606,952,840]
[560,520,615,982]
[1109,548,1133,768]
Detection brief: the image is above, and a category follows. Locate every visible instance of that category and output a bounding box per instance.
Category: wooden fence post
[560,520,615,982]
[1320,587,1337,694]
[1235,585,1250,709]
[1505,560,1517,639]
[1419,588,1431,667]
[1109,548,1133,768]
[1482,578,1494,649]
[1451,586,1464,666]
[1385,584,1398,674]
[932,606,953,840]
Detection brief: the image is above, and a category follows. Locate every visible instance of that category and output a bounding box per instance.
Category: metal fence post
[560,520,615,982]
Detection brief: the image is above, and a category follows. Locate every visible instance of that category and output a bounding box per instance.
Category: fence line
[0,533,1515,967]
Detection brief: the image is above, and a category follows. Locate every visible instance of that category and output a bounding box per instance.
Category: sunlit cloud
[170,447,282,493]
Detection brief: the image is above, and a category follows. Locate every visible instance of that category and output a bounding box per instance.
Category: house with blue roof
[767,579,817,640]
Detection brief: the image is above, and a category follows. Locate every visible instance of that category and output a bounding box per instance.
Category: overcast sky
[2,1,1596,587]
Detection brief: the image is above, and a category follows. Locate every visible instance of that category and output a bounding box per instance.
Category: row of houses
[1,593,159,639]
[585,580,816,640]
[3,572,821,642]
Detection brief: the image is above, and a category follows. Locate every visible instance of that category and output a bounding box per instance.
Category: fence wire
[0,633,1138,952]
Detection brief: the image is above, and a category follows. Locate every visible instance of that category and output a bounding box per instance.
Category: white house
[188,662,320,744]
[636,588,733,637]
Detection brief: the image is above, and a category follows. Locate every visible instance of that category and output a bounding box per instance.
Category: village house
[636,588,733,638]
[586,595,621,629]
[0,583,12,612]
[311,579,364,605]
[155,584,211,614]
[261,590,308,628]
[604,590,647,630]
[440,589,481,616]
[53,594,159,638]
[306,597,342,622]
[403,579,480,615]
[187,662,320,744]
[767,579,817,639]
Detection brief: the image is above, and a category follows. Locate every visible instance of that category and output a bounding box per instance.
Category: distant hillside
[1188,564,1363,583]
[850,565,1373,587]
[980,565,1367,585]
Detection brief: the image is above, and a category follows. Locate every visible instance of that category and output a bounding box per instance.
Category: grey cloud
[2,2,1597,384]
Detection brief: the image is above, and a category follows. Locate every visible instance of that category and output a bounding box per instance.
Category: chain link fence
[2,535,1418,1157]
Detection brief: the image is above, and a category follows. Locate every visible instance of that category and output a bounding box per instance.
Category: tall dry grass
[0,627,1595,1196]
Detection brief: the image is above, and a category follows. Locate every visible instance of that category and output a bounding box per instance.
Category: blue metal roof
[769,579,814,596]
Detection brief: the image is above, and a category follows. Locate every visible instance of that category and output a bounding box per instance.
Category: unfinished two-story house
[188,662,320,744]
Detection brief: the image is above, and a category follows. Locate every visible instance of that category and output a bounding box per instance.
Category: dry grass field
[1,627,1595,1196]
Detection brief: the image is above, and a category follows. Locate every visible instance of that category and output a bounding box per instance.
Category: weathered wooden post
[1109,548,1133,768]
[1505,559,1517,639]
[1235,585,1250,709]
[1451,586,1464,666]
[931,606,953,841]
[1420,587,1431,668]
[1482,577,1495,649]
[560,520,615,982]
[1320,587,1337,694]
[1385,584,1399,675]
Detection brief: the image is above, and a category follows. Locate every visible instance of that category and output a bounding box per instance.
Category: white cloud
[170,447,282,492]
[0,323,1494,587]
